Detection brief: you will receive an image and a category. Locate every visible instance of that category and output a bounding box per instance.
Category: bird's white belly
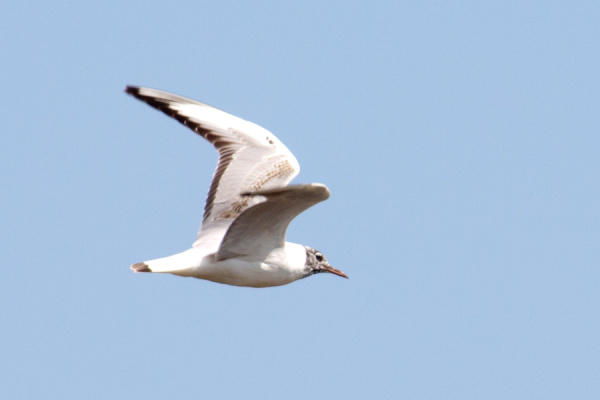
[192,258,301,288]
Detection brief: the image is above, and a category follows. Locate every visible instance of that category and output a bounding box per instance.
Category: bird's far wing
[216,184,330,261]
[125,86,300,246]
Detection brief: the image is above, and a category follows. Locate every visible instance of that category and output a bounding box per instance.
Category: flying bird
[126,86,347,287]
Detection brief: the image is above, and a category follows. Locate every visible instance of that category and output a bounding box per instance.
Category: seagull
[125,86,347,287]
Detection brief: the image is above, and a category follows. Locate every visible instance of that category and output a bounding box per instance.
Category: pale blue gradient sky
[1,1,599,399]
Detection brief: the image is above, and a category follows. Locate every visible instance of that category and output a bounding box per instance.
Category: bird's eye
[316,254,323,262]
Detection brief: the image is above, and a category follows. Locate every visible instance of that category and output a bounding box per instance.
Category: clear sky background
[2,1,599,399]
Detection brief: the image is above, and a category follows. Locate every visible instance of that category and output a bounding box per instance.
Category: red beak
[323,265,349,279]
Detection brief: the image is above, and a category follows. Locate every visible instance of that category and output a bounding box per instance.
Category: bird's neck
[266,242,306,272]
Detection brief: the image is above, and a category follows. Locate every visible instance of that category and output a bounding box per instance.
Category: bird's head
[303,246,348,279]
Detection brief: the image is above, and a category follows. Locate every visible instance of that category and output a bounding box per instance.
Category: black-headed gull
[126,86,347,287]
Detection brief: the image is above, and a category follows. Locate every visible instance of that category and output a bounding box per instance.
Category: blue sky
[2,1,599,399]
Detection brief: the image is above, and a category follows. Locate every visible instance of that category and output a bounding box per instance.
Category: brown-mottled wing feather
[125,86,300,247]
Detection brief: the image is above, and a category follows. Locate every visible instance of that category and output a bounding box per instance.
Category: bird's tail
[130,250,198,276]
[131,262,151,272]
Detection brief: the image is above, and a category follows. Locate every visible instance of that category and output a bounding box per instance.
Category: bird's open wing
[125,86,300,246]
[216,184,330,261]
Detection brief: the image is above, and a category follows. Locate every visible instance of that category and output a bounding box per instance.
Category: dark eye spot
[316,254,323,262]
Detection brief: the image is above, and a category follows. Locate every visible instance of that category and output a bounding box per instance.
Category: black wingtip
[131,262,151,273]
[125,85,140,96]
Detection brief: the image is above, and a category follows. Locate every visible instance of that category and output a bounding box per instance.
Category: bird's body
[132,242,307,287]
[126,86,347,287]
